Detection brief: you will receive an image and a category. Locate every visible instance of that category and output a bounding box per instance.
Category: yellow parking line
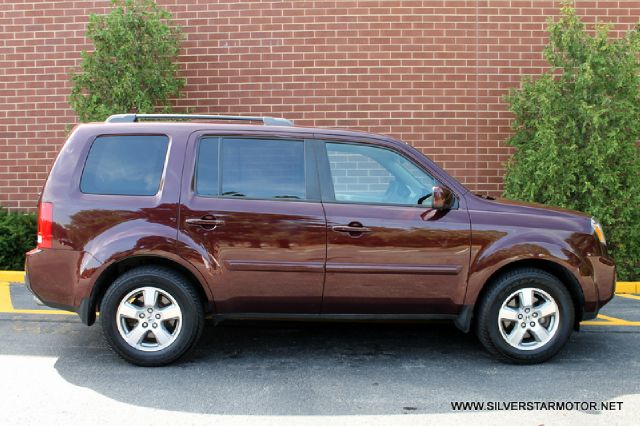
[0,282,74,316]
[0,282,14,312]
[597,314,627,323]
[582,313,640,327]
[617,293,640,301]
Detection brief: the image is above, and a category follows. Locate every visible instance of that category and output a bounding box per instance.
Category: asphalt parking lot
[1,279,639,425]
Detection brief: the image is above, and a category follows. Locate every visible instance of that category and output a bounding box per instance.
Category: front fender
[464,228,597,309]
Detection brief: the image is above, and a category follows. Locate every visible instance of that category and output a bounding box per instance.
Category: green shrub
[70,0,185,122]
[0,208,36,271]
[503,3,640,280]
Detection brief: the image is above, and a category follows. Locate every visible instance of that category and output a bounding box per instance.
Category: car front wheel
[475,268,575,364]
[100,266,204,366]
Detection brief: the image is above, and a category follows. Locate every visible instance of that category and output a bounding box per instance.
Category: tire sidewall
[101,271,200,366]
[485,276,574,362]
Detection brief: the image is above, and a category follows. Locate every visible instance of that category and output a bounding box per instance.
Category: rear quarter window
[80,135,169,196]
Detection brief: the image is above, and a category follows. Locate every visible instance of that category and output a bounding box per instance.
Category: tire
[475,268,575,364]
[100,266,204,366]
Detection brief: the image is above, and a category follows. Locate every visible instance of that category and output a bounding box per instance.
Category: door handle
[332,222,372,237]
[185,216,224,228]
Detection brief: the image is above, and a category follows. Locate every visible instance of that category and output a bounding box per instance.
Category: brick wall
[2,0,640,211]
[328,150,395,199]
[327,144,437,201]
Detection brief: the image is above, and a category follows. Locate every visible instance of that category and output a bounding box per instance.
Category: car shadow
[37,319,640,415]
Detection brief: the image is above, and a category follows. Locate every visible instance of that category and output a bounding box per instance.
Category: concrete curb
[1,270,637,294]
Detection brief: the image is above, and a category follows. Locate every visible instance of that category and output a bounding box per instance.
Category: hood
[465,194,592,229]
[483,197,591,219]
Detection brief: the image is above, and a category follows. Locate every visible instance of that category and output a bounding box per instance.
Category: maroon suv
[25,114,616,366]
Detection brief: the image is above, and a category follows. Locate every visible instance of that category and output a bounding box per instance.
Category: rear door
[179,133,326,314]
[316,140,471,315]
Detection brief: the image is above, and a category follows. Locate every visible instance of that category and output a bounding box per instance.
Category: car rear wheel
[475,268,575,364]
[101,266,204,366]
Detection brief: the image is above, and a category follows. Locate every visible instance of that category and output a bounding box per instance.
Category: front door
[317,141,471,315]
[179,135,326,314]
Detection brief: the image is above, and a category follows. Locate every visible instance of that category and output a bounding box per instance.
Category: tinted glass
[221,138,305,199]
[81,135,168,196]
[195,138,219,196]
[326,142,437,205]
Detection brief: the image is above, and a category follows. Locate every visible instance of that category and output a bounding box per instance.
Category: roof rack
[105,113,294,127]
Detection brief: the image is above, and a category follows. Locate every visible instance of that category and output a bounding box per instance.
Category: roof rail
[105,113,294,126]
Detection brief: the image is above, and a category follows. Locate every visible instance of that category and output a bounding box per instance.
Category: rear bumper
[25,270,93,324]
[23,272,43,305]
[24,248,94,324]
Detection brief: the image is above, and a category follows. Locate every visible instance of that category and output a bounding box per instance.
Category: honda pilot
[25,114,616,366]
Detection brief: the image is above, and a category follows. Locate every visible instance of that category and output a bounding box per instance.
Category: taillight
[37,202,53,249]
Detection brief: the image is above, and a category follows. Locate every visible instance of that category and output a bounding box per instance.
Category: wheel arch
[86,255,213,326]
[471,259,585,331]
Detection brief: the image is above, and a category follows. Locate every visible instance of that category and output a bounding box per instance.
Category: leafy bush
[70,0,185,122]
[503,4,640,280]
[0,208,36,271]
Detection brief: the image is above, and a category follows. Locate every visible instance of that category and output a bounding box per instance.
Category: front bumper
[592,254,617,309]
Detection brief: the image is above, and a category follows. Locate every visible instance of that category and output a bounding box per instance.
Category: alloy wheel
[497,287,560,351]
[115,286,183,352]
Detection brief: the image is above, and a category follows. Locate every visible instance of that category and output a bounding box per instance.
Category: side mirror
[432,186,454,210]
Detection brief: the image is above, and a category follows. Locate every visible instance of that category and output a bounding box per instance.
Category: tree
[70,0,185,122]
[503,3,640,280]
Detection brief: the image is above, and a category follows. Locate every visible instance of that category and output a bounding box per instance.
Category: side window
[80,135,169,196]
[195,137,306,199]
[223,138,305,199]
[195,138,219,196]
[325,142,438,206]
